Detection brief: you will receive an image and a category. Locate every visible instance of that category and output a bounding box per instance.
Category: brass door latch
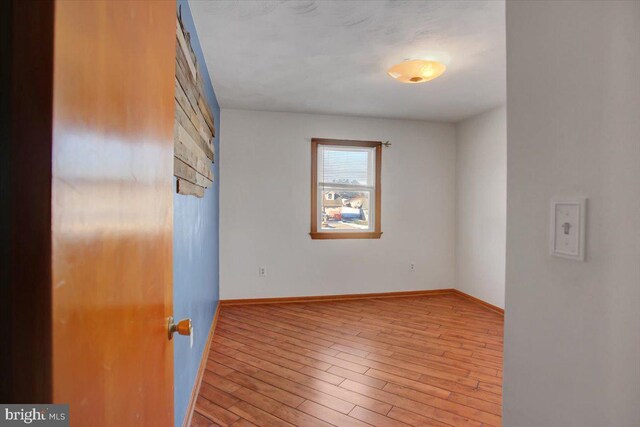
[168,316,192,340]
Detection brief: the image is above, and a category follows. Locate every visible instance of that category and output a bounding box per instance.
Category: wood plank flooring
[191,294,503,427]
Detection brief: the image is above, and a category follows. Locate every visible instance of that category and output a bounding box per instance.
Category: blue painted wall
[173,1,220,425]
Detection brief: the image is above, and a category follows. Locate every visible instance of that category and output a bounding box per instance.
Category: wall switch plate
[550,197,586,261]
[409,263,415,272]
[258,266,266,277]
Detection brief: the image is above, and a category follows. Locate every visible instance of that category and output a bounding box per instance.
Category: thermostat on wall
[550,197,587,261]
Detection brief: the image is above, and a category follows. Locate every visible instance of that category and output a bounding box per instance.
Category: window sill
[309,231,383,240]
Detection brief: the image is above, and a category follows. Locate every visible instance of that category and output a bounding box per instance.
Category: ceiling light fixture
[387,59,446,84]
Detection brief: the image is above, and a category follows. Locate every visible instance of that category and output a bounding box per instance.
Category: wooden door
[51,1,175,425]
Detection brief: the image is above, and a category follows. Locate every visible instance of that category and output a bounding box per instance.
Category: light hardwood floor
[191,294,503,427]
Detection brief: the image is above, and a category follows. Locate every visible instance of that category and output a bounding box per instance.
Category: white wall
[220,109,456,299]
[455,106,506,308]
[505,1,640,426]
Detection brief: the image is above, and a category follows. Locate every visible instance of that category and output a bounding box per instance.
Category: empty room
[193,2,507,425]
[4,1,638,427]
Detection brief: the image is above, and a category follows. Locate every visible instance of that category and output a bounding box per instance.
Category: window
[310,138,382,239]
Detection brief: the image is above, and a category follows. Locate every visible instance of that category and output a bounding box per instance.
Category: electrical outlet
[258,266,266,277]
[409,263,415,272]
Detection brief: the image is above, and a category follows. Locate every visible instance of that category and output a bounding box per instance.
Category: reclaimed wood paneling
[198,96,215,136]
[174,14,215,197]
[175,158,213,189]
[176,19,196,80]
[177,179,205,198]
[175,100,213,160]
[174,127,213,181]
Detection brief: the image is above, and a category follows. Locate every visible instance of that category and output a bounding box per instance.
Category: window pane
[320,188,371,231]
[318,146,374,186]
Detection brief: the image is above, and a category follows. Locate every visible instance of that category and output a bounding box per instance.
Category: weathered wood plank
[194,172,213,188]
[174,157,197,185]
[175,42,200,107]
[195,72,215,136]
[176,63,205,145]
[175,100,214,160]
[180,20,199,74]
[175,131,213,180]
[174,77,198,125]
[175,46,214,150]
[198,95,215,136]
[175,77,213,146]
[177,178,204,198]
[175,42,194,89]
[174,157,212,188]
[176,18,196,80]
[194,102,213,144]
[176,120,214,169]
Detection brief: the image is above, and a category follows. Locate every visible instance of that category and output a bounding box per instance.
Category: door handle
[168,316,192,340]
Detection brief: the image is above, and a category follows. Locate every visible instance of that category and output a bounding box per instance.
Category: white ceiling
[190,0,505,122]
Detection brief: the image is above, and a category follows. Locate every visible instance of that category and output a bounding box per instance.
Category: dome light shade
[387,60,446,84]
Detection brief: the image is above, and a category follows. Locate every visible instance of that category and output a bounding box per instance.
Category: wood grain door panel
[52,1,175,425]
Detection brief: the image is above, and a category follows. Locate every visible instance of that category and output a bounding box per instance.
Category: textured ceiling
[189,0,505,122]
